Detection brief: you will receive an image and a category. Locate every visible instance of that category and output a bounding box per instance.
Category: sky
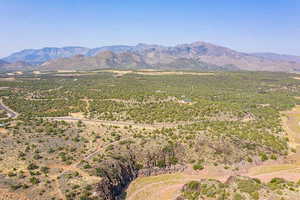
[0,0,300,57]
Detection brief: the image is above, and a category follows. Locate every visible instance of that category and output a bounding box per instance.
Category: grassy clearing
[249,164,298,175]
[127,181,183,200]
[126,173,184,197]
[282,106,300,144]
[126,171,226,200]
[126,173,196,200]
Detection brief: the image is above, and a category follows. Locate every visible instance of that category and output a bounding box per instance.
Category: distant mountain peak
[2,47,90,65]
[2,41,300,73]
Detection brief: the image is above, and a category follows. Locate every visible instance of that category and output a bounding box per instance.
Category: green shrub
[233,193,243,200]
[187,181,200,190]
[27,163,39,170]
[259,153,268,161]
[270,154,277,160]
[250,191,259,200]
[29,177,40,185]
[157,160,166,168]
[193,164,204,171]
[237,180,261,194]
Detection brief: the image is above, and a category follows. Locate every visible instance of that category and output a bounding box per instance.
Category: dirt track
[0,99,19,119]
[46,116,189,129]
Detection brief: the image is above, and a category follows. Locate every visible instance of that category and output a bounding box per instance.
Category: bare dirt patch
[0,128,8,134]
[102,69,214,76]
[54,73,95,77]
[0,78,16,82]
[69,112,85,119]
[282,105,300,147]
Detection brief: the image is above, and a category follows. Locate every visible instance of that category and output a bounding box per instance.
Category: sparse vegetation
[1,70,300,199]
[179,176,300,200]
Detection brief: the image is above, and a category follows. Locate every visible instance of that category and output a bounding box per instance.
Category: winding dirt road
[46,116,186,129]
[0,99,18,119]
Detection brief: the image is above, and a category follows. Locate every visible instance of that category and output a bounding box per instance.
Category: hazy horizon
[1,0,299,57]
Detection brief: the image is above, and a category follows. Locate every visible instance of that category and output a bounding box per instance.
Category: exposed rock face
[95,155,139,200]
[93,141,187,200]
[95,161,186,200]
[138,164,186,177]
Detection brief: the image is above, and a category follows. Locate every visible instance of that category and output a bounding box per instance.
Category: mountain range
[1,41,300,72]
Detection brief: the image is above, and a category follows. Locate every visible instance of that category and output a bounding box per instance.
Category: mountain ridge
[2,46,90,65]
[251,52,300,63]
[2,41,300,72]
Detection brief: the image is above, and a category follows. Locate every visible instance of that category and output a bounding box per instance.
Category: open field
[0,78,16,82]
[102,69,214,76]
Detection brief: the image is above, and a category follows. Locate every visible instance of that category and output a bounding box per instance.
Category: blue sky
[0,0,299,57]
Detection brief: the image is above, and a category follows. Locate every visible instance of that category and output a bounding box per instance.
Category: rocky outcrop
[94,142,187,200]
[138,164,186,177]
[95,162,186,200]
[95,155,139,200]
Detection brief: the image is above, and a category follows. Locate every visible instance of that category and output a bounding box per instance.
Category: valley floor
[1,71,300,200]
[1,96,300,200]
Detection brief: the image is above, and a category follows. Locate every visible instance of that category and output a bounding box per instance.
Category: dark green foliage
[193,164,204,171]
[157,160,166,168]
[29,177,40,184]
[27,163,39,170]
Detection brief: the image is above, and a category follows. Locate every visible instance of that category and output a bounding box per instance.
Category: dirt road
[0,99,18,119]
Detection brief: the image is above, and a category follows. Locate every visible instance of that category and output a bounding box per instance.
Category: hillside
[251,52,300,63]
[0,60,33,72]
[40,50,232,71]
[0,60,9,66]
[3,41,300,72]
[2,47,90,65]
[40,51,149,71]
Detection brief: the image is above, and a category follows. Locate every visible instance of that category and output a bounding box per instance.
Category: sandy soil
[0,189,30,200]
[0,128,8,134]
